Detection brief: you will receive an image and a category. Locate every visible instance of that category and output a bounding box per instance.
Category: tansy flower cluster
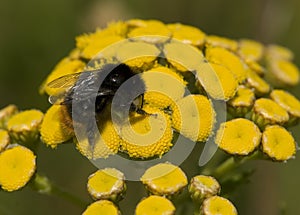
[1,19,300,214]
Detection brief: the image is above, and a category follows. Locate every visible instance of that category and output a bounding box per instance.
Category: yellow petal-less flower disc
[87,168,125,201]
[7,109,44,143]
[245,69,270,96]
[0,145,36,191]
[135,195,175,215]
[0,104,18,129]
[270,90,300,120]
[205,35,238,51]
[197,63,238,101]
[266,59,300,87]
[252,98,289,128]
[167,23,206,47]
[201,196,238,215]
[205,46,247,83]
[245,60,265,76]
[141,163,188,197]
[41,58,86,95]
[189,175,221,202]
[120,106,173,159]
[262,125,296,161]
[82,200,120,215]
[238,39,264,62]
[265,44,294,61]
[172,95,215,142]
[215,118,261,155]
[0,129,10,152]
[228,85,255,117]
[40,105,74,148]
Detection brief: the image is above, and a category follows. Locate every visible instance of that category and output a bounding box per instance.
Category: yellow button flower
[205,35,238,51]
[40,105,74,148]
[205,46,247,83]
[0,145,36,191]
[270,89,300,125]
[0,104,18,129]
[238,39,264,62]
[228,85,255,117]
[266,59,300,87]
[245,60,265,76]
[189,175,221,202]
[0,129,10,152]
[167,23,206,47]
[82,200,120,215]
[215,118,261,155]
[201,196,238,215]
[252,98,289,128]
[262,125,296,161]
[172,95,215,142]
[7,109,44,144]
[245,68,270,96]
[265,44,294,61]
[87,168,126,202]
[141,162,187,197]
[120,106,173,159]
[135,195,175,215]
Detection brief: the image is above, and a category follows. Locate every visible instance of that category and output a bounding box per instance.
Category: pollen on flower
[252,98,289,128]
[215,118,261,155]
[201,196,238,215]
[189,175,221,202]
[0,129,10,152]
[205,35,238,51]
[7,109,44,143]
[0,145,36,192]
[40,105,74,148]
[82,200,120,215]
[120,106,173,159]
[141,162,187,197]
[167,23,206,47]
[172,95,215,142]
[135,195,175,215]
[87,168,126,201]
[262,125,296,161]
[205,46,247,83]
[0,104,18,129]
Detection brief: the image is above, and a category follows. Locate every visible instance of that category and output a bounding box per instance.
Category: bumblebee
[47,63,147,144]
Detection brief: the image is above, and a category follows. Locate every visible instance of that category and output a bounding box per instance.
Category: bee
[47,63,147,145]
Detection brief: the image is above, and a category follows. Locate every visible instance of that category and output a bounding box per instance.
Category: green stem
[30,173,89,208]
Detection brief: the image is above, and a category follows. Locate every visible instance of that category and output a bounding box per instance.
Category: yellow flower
[172,95,215,142]
[205,35,238,51]
[0,129,10,152]
[87,168,126,202]
[0,145,36,191]
[197,63,238,101]
[228,85,255,117]
[7,109,44,144]
[270,89,300,124]
[237,39,264,62]
[252,98,289,128]
[262,125,296,161]
[215,118,261,155]
[120,106,173,159]
[245,68,270,96]
[135,195,175,215]
[245,60,265,76]
[201,196,238,215]
[82,200,120,215]
[266,59,300,87]
[189,175,221,202]
[265,44,294,61]
[141,162,187,197]
[167,23,206,47]
[0,104,18,129]
[205,46,247,83]
[40,105,74,148]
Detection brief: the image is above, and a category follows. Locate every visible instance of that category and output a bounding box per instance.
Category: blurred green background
[0,0,300,214]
